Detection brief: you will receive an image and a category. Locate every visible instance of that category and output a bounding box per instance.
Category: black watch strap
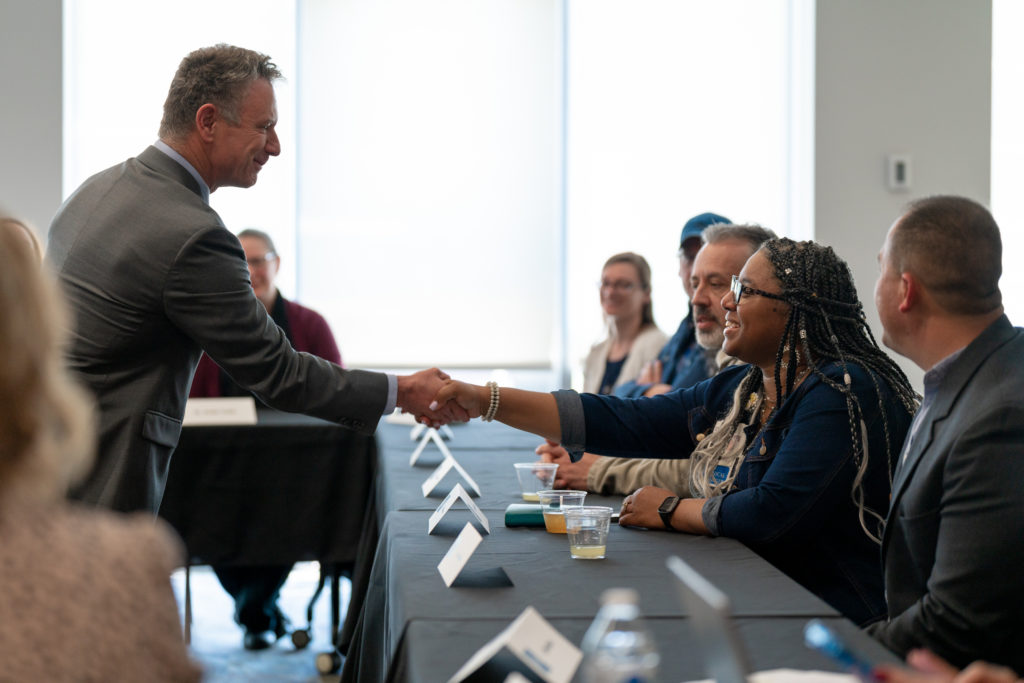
[658,495,681,531]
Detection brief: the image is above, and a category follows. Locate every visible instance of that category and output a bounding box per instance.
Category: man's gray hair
[703,223,777,254]
[158,44,282,140]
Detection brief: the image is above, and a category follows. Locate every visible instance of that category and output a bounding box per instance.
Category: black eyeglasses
[730,275,788,305]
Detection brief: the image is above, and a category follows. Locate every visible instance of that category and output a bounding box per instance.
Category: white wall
[0,0,62,240]
[814,0,992,392]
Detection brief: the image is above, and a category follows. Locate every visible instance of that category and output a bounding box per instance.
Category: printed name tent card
[409,422,455,441]
[182,397,257,426]
[421,451,482,498]
[447,606,582,683]
[410,426,455,466]
[437,522,484,587]
[429,482,490,535]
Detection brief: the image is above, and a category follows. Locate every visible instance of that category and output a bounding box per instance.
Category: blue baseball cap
[680,212,731,250]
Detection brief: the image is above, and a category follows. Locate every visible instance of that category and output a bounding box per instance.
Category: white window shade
[295,0,563,368]
[565,0,796,383]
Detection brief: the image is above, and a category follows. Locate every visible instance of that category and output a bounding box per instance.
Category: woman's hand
[430,380,489,419]
[619,485,676,529]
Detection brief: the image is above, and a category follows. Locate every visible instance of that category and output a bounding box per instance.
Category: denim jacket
[559,361,913,626]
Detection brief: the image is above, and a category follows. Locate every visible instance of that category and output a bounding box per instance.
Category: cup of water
[565,506,613,559]
[514,462,559,501]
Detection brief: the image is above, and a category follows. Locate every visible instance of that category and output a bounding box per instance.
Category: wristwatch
[658,495,681,531]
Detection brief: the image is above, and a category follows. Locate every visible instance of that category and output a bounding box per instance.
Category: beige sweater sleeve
[587,455,692,497]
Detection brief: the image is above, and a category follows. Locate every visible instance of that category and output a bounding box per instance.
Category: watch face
[659,496,680,513]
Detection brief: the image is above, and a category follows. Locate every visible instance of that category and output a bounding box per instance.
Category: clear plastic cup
[537,489,587,534]
[514,462,559,502]
[565,506,613,559]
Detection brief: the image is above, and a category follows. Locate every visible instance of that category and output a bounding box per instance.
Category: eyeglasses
[599,280,638,293]
[246,252,278,269]
[730,275,788,305]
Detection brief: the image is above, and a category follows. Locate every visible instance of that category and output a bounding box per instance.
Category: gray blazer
[868,315,1024,673]
[48,146,389,513]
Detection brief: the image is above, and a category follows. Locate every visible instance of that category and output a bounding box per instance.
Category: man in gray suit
[869,195,1024,673]
[48,44,459,514]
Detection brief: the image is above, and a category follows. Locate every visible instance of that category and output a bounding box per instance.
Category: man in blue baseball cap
[614,211,731,398]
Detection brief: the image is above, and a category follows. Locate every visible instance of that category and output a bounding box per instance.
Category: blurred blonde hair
[0,221,94,502]
[0,216,44,262]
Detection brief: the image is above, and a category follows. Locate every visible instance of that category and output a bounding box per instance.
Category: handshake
[396,368,494,427]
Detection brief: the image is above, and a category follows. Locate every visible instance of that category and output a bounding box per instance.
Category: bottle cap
[599,588,639,605]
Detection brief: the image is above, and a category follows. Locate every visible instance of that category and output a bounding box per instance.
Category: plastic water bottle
[581,588,660,683]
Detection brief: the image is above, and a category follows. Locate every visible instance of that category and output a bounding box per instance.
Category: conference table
[341,420,899,682]
[158,408,378,644]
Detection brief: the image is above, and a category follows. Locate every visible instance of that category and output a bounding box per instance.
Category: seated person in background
[614,211,732,398]
[877,649,1021,683]
[540,224,775,492]
[189,228,340,651]
[867,196,1024,672]
[0,218,200,681]
[583,251,668,395]
[434,238,917,626]
[1,215,44,261]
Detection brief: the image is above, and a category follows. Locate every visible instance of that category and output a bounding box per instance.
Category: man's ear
[195,103,218,142]
[898,272,917,313]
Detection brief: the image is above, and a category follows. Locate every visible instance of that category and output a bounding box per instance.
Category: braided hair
[689,238,918,544]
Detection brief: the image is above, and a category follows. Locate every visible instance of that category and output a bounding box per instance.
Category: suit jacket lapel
[882,315,1017,550]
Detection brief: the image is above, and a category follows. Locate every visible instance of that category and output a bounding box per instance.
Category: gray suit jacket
[48,146,389,513]
[868,315,1024,673]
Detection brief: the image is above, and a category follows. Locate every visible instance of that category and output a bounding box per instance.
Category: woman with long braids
[432,238,918,626]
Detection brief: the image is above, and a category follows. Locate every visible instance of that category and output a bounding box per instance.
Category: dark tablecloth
[158,409,377,566]
[342,509,841,682]
[391,617,898,683]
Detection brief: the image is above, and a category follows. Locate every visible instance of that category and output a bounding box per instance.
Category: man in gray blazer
[869,195,1024,673]
[48,44,459,514]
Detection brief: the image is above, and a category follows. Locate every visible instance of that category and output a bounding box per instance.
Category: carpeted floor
[171,562,347,682]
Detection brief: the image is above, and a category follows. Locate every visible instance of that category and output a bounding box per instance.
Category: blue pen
[804,619,878,682]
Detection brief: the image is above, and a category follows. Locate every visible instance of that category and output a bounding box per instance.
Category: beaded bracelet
[482,381,500,422]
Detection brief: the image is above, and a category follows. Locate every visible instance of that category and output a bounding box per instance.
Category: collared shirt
[902,347,965,464]
[153,140,211,204]
[151,141,398,413]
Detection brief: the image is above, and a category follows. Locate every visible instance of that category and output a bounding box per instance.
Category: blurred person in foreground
[47,44,460,515]
[1,215,44,261]
[189,228,341,650]
[433,238,917,626]
[0,220,201,681]
[867,196,1024,671]
[540,224,775,492]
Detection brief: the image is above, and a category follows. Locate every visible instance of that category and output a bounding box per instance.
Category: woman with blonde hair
[0,218,200,680]
[0,215,44,261]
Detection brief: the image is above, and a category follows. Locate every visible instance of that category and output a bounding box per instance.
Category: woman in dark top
[434,239,918,626]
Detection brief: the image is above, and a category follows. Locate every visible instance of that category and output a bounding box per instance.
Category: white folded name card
[448,606,582,683]
[429,482,490,535]
[437,521,484,587]
[182,397,257,426]
[410,426,454,465]
[421,451,482,498]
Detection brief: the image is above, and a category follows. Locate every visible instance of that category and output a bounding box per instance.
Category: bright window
[992,0,1024,325]
[64,0,808,379]
[62,0,298,295]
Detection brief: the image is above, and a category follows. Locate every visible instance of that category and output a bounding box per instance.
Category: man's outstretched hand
[396,369,470,427]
